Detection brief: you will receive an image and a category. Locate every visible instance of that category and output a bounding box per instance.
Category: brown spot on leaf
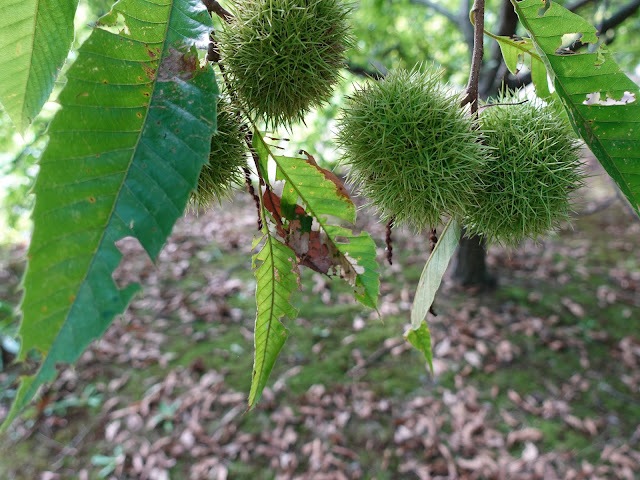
[157,47,199,82]
[141,63,157,81]
[89,197,96,203]
[298,150,351,200]
[145,45,160,59]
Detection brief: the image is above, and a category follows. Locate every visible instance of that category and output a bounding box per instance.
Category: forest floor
[1,159,640,480]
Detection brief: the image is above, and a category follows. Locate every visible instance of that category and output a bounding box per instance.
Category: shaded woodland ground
[1,157,639,479]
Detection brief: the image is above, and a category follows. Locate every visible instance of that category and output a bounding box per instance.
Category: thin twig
[201,10,269,231]
[478,99,528,112]
[410,0,459,25]
[51,425,91,470]
[347,338,406,378]
[572,195,618,216]
[243,166,262,230]
[461,0,485,114]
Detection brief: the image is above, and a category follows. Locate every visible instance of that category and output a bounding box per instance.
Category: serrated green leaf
[323,225,379,309]
[405,321,433,373]
[1,0,217,432]
[249,235,299,409]
[0,0,79,132]
[512,0,640,216]
[251,127,270,179]
[410,218,460,329]
[273,153,380,310]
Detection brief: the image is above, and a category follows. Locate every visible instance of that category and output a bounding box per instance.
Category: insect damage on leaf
[298,150,351,200]
[262,189,334,274]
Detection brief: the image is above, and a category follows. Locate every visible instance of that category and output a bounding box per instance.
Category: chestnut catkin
[464,94,585,245]
[218,0,353,130]
[336,65,488,231]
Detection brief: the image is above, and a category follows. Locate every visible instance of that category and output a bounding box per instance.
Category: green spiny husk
[218,0,353,130]
[464,93,585,245]
[336,65,488,231]
[191,98,247,209]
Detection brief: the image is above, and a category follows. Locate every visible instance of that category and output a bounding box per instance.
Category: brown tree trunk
[453,230,496,288]
[453,0,517,288]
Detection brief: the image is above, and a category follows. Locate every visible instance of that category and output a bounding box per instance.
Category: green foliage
[410,218,461,328]
[492,35,551,99]
[0,0,218,432]
[219,0,353,129]
[512,0,640,217]
[254,132,380,309]
[349,0,469,84]
[249,235,299,409]
[191,98,247,209]
[0,0,79,132]
[246,129,379,403]
[404,320,433,373]
[336,65,487,231]
[1,0,638,430]
[465,94,584,245]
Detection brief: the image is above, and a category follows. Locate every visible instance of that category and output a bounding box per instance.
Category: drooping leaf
[253,131,380,310]
[1,0,217,431]
[249,234,299,409]
[277,153,379,309]
[492,34,551,99]
[410,218,460,329]
[0,0,79,132]
[512,0,640,216]
[405,321,433,373]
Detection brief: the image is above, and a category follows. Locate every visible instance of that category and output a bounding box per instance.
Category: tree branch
[566,0,596,12]
[462,0,485,113]
[410,0,459,25]
[599,0,640,35]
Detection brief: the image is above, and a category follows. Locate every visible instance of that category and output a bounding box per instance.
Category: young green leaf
[249,235,299,409]
[1,0,218,432]
[405,321,433,373]
[410,218,460,329]
[512,0,640,216]
[492,35,551,99]
[0,0,79,132]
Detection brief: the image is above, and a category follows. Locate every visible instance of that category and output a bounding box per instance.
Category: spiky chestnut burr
[336,65,488,231]
[218,0,353,130]
[191,98,247,209]
[464,93,585,245]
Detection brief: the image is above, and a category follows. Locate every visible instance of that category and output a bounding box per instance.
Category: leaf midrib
[40,2,174,331]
